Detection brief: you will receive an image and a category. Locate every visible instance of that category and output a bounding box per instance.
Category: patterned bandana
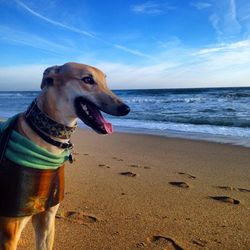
[0,116,66,217]
[25,99,77,139]
[0,115,70,169]
[0,157,64,217]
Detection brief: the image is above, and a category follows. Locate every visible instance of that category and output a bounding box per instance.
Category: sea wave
[0,92,38,98]
[218,92,250,99]
[120,114,250,128]
[0,93,24,97]
[87,118,250,138]
[1,88,250,146]
[125,96,207,104]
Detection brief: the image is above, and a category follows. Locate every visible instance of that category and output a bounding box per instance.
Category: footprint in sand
[210,196,240,205]
[73,152,89,156]
[98,164,110,168]
[216,186,235,191]
[177,172,196,179]
[216,186,250,193]
[129,164,140,168]
[129,164,151,169]
[238,188,250,193]
[120,171,137,177]
[147,235,184,250]
[56,211,98,225]
[112,156,124,161]
[192,239,207,247]
[169,181,190,189]
[136,242,147,248]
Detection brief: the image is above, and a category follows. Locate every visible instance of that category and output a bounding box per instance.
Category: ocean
[0,88,250,147]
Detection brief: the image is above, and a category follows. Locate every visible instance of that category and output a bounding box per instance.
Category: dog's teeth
[81,104,90,115]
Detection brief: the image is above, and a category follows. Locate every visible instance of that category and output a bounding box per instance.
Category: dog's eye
[81,77,95,85]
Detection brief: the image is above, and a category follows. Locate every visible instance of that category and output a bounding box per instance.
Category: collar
[25,99,77,139]
[24,99,76,151]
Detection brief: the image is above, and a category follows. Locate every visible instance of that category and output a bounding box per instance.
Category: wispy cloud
[2,38,250,90]
[83,37,250,89]
[241,13,250,21]
[195,39,250,56]
[131,1,174,15]
[15,0,95,38]
[190,1,212,10]
[0,64,48,90]
[208,0,242,41]
[113,44,155,60]
[192,0,245,42]
[0,25,72,54]
[155,36,182,48]
[15,0,153,59]
[238,2,250,22]
[229,0,236,20]
[2,0,249,90]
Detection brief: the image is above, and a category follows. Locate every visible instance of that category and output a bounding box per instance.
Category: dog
[0,62,130,250]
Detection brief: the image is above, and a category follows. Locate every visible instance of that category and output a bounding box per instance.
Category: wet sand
[19,129,250,249]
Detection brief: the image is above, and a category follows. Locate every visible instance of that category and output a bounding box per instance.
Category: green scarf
[0,116,70,169]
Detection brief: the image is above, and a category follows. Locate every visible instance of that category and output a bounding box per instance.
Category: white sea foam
[1,88,250,147]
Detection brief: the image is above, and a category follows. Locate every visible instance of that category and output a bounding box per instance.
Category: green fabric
[0,116,70,169]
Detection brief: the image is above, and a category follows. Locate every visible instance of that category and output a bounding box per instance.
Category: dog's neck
[25,99,76,141]
[22,87,78,151]
[37,88,77,127]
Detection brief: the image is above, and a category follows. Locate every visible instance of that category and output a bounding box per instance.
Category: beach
[18,128,250,250]
[1,0,250,248]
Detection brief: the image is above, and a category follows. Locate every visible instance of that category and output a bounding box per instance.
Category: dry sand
[19,129,250,249]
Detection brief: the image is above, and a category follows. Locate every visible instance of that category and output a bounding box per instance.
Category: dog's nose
[117,104,130,116]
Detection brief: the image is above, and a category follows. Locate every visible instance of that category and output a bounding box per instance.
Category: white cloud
[191,1,212,10]
[1,1,249,90]
[196,39,250,55]
[0,49,250,90]
[0,25,73,54]
[15,0,95,38]
[156,36,182,48]
[1,38,250,90]
[131,1,174,15]
[15,0,153,59]
[78,38,250,88]
[209,0,242,41]
[113,44,155,60]
[0,64,47,90]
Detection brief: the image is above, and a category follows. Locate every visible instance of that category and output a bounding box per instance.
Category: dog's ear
[40,65,61,89]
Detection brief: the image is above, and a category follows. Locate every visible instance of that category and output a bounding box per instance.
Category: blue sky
[0,0,250,90]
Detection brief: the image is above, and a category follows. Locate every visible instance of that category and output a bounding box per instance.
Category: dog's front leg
[32,204,59,250]
[0,216,31,250]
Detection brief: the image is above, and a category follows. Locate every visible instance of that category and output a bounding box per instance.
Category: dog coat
[0,115,70,217]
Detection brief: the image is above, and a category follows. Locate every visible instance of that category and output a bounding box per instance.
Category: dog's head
[41,62,130,134]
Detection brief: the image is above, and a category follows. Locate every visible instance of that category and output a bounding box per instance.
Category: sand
[18,129,250,250]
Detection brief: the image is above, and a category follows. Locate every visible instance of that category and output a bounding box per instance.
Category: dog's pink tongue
[103,120,113,134]
[87,104,113,134]
[94,109,113,134]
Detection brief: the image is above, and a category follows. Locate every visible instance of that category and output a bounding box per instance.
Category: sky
[0,0,250,90]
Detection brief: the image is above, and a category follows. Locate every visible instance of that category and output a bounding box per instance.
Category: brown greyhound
[0,62,130,250]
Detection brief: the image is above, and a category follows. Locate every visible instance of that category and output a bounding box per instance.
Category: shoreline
[83,124,250,149]
[18,128,250,249]
[1,115,250,148]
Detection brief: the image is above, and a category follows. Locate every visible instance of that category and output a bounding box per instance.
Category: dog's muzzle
[74,97,130,135]
[117,104,130,116]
